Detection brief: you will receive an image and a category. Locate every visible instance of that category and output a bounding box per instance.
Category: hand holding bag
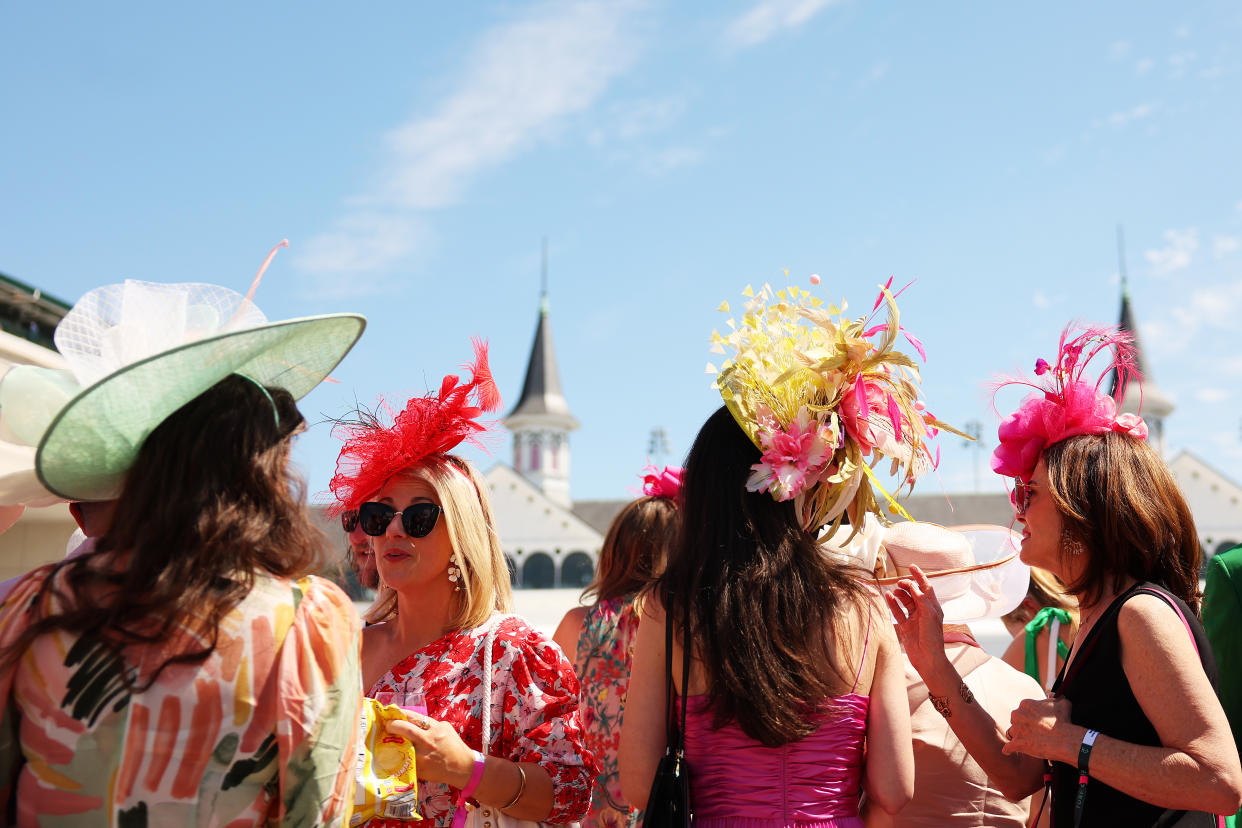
[640,607,691,828]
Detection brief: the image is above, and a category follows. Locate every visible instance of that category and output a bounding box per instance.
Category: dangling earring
[1061,528,1084,556]
[447,562,463,591]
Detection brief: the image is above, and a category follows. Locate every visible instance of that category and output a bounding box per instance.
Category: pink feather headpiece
[991,324,1148,481]
[330,339,502,512]
[640,464,683,501]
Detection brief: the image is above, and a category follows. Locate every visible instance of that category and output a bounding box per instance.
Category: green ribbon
[1024,606,1071,682]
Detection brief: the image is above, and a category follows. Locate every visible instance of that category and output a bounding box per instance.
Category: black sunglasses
[341,509,359,533]
[357,501,442,538]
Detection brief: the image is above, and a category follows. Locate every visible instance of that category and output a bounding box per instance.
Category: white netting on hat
[53,280,268,388]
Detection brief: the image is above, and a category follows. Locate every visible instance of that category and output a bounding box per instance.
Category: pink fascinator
[641,464,683,500]
[991,324,1148,481]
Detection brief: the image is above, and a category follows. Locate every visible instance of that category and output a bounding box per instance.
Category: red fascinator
[991,324,1148,481]
[330,339,502,512]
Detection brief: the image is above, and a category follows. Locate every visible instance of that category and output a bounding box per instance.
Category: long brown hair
[1043,431,1201,613]
[659,406,872,747]
[0,374,325,687]
[582,495,678,605]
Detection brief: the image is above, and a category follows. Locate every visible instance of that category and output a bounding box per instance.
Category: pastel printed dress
[0,567,363,827]
[572,597,641,828]
[367,613,597,828]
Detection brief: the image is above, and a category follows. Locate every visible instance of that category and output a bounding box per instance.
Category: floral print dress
[0,567,363,827]
[572,597,641,828]
[367,613,597,827]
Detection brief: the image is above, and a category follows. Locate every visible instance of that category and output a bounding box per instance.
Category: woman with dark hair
[553,466,681,828]
[620,279,961,825]
[890,325,1242,826]
[0,272,366,825]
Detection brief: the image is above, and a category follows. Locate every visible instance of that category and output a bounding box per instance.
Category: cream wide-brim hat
[875,522,1029,623]
[0,279,365,503]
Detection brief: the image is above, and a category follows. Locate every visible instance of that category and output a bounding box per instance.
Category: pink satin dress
[682,693,868,827]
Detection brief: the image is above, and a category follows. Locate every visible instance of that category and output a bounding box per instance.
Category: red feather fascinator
[330,338,502,512]
[991,324,1147,482]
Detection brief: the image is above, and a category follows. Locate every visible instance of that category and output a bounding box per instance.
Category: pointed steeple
[1109,227,1174,455]
[503,242,579,507]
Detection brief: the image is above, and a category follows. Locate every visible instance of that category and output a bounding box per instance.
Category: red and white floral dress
[368,614,598,827]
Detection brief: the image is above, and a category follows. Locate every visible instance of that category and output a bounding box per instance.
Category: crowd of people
[0,256,1240,828]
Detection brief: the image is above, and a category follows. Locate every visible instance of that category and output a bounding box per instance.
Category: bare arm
[552,606,588,660]
[861,602,914,814]
[887,566,1046,800]
[1005,594,1242,815]
[618,598,667,810]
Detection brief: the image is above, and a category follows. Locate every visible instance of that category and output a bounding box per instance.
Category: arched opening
[561,552,595,588]
[522,552,556,589]
[1216,539,1240,558]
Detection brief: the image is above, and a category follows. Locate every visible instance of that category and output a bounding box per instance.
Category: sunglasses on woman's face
[357,501,442,538]
[341,509,359,533]
[1012,478,1037,516]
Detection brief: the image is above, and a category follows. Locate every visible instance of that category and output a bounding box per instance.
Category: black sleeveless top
[1049,582,1220,827]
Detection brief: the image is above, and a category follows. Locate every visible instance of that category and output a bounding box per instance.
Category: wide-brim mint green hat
[0,278,365,502]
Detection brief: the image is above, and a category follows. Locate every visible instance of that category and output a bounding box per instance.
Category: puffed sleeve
[274,575,364,826]
[0,568,51,810]
[494,618,599,824]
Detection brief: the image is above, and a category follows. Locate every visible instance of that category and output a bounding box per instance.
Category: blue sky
[3,1,1241,503]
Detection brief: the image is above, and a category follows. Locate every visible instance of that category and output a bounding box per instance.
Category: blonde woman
[1001,567,1079,693]
[331,342,596,827]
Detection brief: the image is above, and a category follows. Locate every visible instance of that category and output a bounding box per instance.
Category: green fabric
[1023,606,1071,683]
[1204,545,1242,823]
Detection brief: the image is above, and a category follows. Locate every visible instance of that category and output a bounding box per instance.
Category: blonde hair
[364,454,512,628]
[1002,566,1079,630]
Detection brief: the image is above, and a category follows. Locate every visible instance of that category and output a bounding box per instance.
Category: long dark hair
[1044,431,1202,613]
[659,406,872,746]
[582,495,678,605]
[1,374,325,688]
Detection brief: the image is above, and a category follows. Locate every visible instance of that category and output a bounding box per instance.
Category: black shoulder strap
[662,601,691,757]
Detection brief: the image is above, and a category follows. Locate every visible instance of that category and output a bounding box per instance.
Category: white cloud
[1196,388,1231,403]
[601,96,687,143]
[1214,236,1241,259]
[639,146,704,174]
[1106,101,1158,127]
[1108,40,1131,61]
[1135,57,1155,75]
[294,214,428,286]
[1174,23,1191,38]
[1223,355,1242,377]
[295,1,641,277]
[1169,51,1197,77]
[1144,227,1199,275]
[866,60,890,84]
[380,2,640,209]
[724,0,843,48]
[1032,290,1058,309]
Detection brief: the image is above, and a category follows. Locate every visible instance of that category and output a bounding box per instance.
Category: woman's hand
[387,714,474,788]
[1002,696,1080,763]
[884,564,950,679]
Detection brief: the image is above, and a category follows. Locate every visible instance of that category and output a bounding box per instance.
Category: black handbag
[641,608,692,828]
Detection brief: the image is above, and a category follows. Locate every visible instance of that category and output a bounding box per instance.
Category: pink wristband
[451,750,487,828]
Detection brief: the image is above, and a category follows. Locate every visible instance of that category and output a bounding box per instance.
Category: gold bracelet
[929,681,975,718]
[499,763,527,810]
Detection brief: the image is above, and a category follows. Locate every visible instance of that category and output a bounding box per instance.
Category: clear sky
[3,1,1240,504]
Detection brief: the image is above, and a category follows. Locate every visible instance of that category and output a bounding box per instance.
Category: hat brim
[873,523,1029,624]
[36,313,365,501]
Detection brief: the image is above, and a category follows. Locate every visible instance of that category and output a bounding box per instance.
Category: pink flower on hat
[747,406,836,501]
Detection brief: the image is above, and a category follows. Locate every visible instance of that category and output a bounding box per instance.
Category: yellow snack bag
[351,697,422,825]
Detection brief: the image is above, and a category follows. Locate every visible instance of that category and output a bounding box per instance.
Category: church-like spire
[1109,226,1174,454]
[503,242,578,507]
